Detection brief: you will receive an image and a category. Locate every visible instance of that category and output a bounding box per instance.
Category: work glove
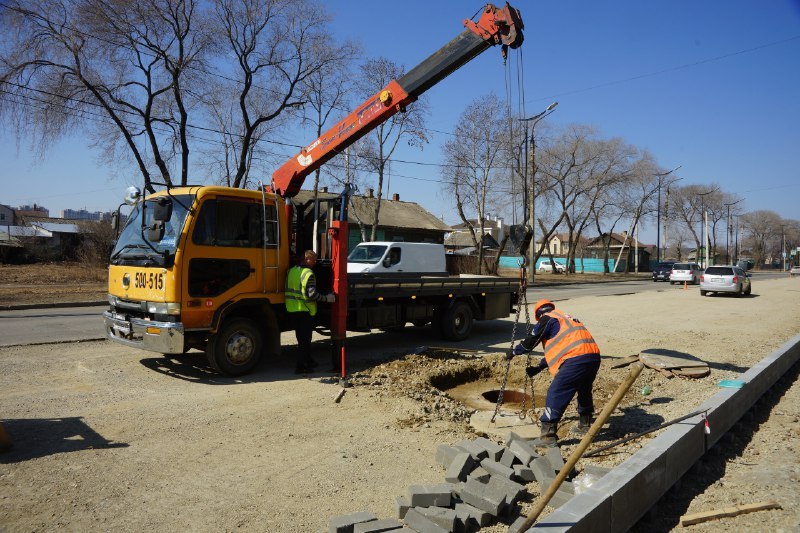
[526,365,543,377]
[324,293,336,303]
[513,343,527,356]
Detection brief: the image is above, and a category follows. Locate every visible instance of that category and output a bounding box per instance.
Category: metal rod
[520,362,645,529]
[584,409,707,458]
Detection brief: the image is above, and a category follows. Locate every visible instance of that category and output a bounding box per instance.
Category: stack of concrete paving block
[329,432,581,533]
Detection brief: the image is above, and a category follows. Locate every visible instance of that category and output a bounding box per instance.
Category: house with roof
[586,232,652,272]
[291,188,451,256]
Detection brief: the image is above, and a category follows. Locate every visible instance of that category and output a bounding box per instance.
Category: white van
[347,242,447,275]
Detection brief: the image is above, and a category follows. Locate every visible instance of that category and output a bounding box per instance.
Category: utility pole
[655,169,681,263]
[520,102,558,283]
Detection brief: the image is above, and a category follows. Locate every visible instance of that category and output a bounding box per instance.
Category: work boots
[531,422,558,448]
[572,414,592,435]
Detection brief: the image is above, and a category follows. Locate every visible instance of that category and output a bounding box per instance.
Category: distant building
[15,203,49,218]
[0,204,14,225]
[61,208,103,221]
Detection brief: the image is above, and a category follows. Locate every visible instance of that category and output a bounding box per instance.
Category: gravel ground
[1,276,799,531]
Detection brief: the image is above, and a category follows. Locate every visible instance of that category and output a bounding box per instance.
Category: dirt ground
[1,272,799,531]
[0,263,107,306]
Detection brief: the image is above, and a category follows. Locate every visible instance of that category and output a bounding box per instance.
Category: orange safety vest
[541,310,600,375]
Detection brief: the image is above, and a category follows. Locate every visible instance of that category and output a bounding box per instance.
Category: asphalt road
[0,272,784,347]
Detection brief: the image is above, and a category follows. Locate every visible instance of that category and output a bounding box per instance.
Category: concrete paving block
[460,478,505,516]
[509,439,539,466]
[545,447,565,471]
[403,508,449,533]
[436,444,460,469]
[352,518,404,533]
[395,496,411,519]
[480,458,515,479]
[416,506,458,531]
[449,481,465,499]
[486,475,526,504]
[474,437,504,461]
[329,511,378,533]
[408,484,452,507]
[530,457,556,485]
[468,466,490,482]
[454,440,489,461]
[454,502,492,527]
[445,452,476,483]
[513,464,535,483]
[499,447,517,468]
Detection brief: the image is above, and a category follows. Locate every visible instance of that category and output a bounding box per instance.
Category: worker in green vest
[286,250,335,374]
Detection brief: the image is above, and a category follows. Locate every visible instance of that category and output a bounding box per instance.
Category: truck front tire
[206,318,263,376]
[440,300,474,341]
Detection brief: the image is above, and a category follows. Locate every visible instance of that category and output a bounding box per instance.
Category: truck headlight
[146,302,181,315]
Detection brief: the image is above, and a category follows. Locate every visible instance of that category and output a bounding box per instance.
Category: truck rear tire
[440,300,474,341]
[206,318,263,376]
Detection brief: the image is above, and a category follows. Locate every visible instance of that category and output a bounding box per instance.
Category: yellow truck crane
[103,3,525,376]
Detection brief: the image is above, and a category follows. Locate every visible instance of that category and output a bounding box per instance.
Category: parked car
[652,261,676,282]
[538,259,566,273]
[670,262,702,285]
[790,265,800,277]
[700,265,752,296]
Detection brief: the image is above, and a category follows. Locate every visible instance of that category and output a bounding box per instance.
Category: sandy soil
[0,264,106,306]
[1,276,799,531]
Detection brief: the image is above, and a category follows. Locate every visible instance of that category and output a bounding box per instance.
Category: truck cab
[347,242,447,275]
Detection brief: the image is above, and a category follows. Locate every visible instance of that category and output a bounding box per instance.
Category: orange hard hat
[533,299,555,319]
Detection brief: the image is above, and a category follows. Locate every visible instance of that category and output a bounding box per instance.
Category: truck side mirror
[111,212,119,232]
[152,198,173,222]
[147,221,165,242]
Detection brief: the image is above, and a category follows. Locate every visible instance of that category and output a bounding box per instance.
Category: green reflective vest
[285,266,316,316]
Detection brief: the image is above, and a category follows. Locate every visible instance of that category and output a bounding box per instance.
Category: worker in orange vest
[507,299,601,447]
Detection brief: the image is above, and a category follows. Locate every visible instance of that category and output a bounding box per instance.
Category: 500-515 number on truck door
[135,272,164,290]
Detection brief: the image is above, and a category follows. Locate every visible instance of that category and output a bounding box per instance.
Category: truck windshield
[110,194,194,267]
[348,245,388,264]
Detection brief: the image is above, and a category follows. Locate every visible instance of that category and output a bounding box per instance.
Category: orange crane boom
[271,3,523,198]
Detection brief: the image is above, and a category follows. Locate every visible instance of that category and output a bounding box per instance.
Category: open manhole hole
[445,380,545,411]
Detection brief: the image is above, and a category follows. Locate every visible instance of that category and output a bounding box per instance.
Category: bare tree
[441,93,510,274]
[1,0,208,192]
[741,209,783,266]
[1,0,351,192]
[353,57,429,241]
[297,39,359,201]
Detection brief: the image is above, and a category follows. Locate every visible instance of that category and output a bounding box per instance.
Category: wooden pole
[518,362,645,529]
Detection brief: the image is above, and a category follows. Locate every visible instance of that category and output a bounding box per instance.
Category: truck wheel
[440,301,474,341]
[206,318,263,376]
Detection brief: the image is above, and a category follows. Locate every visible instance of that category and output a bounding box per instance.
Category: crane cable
[491,51,537,425]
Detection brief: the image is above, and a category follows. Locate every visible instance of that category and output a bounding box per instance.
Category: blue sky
[2,0,799,244]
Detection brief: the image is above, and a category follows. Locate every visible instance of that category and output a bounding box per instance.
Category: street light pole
[696,188,717,268]
[724,199,743,264]
[520,101,558,283]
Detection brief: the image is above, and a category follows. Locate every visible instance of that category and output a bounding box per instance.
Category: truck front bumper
[103,311,184,354]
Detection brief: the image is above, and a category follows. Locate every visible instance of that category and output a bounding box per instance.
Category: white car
[790,265,800,277]
[538,259,566,273]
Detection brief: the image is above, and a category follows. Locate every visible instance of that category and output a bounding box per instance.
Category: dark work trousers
[541,355,601,424]
[291,311,315,370]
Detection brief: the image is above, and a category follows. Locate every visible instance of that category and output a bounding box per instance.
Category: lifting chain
[491,256,534,424]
